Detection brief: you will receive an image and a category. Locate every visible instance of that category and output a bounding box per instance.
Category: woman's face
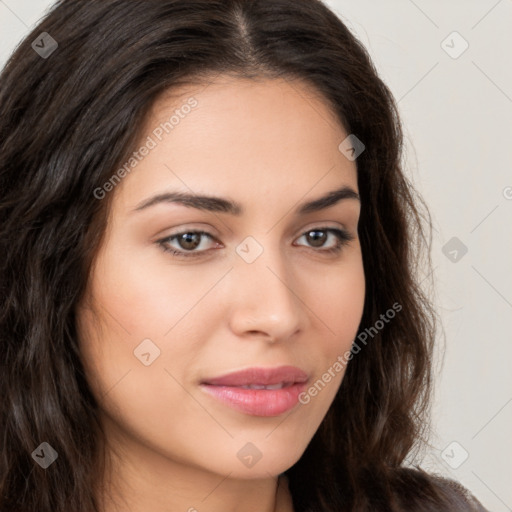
[77,76,365,481]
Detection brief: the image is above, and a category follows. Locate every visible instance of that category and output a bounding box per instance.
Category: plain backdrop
[1,1,511,510]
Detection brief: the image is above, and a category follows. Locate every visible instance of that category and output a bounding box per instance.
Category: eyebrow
[132,185,360,216]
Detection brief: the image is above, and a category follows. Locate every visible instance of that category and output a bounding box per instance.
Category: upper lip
[201,365,309,387]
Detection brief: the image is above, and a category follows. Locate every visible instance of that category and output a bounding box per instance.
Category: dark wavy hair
[0,1,481,511]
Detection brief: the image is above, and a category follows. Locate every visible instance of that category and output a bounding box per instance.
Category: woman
[0,0,489,510]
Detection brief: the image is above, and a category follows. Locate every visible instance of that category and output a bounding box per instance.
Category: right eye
[157,230,221,258]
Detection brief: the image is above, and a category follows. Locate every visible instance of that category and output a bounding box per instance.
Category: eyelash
[156,227,355,259]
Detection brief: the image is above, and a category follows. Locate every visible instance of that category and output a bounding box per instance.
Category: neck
[94,426,294,512]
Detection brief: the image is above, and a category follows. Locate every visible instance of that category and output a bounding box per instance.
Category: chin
[229,445,305,480]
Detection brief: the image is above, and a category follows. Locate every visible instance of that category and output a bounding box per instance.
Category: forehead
[112,76,358,213]
[148,75,345,150]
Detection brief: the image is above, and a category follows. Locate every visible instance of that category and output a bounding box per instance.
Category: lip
[200,366,309,417]
[201,365,308,387]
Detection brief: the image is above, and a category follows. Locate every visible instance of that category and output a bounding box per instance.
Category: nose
[227,246,305,343]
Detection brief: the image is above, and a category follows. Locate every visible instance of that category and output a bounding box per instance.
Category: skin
[77,75,366,512]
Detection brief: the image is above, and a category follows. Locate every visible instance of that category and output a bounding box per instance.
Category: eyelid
[156,221,351,242]
[152,222,220,241]
[156,224,355,259]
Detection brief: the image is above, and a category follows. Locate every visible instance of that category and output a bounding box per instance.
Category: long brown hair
[0,1,464,510]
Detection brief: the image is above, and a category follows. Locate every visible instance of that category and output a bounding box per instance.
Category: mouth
[200,365,309,387]
[200,366,309,417]
[236,382,294,390]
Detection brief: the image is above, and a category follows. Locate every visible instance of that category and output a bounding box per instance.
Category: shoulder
[392,467,489,512]
[431,474,489,511]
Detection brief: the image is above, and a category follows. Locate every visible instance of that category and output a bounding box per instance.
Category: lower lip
[200,383,307,417]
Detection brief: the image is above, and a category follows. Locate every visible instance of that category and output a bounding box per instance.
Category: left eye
[157,227,354,258]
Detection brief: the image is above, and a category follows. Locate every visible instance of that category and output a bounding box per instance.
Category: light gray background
[1,1,511,510]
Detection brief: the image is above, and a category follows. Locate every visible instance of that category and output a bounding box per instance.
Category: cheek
[76,291,206,456]
[315,261,365,368]
[75,274,199,406]
[89,242,230,338]
[312,253,366,345]
[291,254,365,417]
